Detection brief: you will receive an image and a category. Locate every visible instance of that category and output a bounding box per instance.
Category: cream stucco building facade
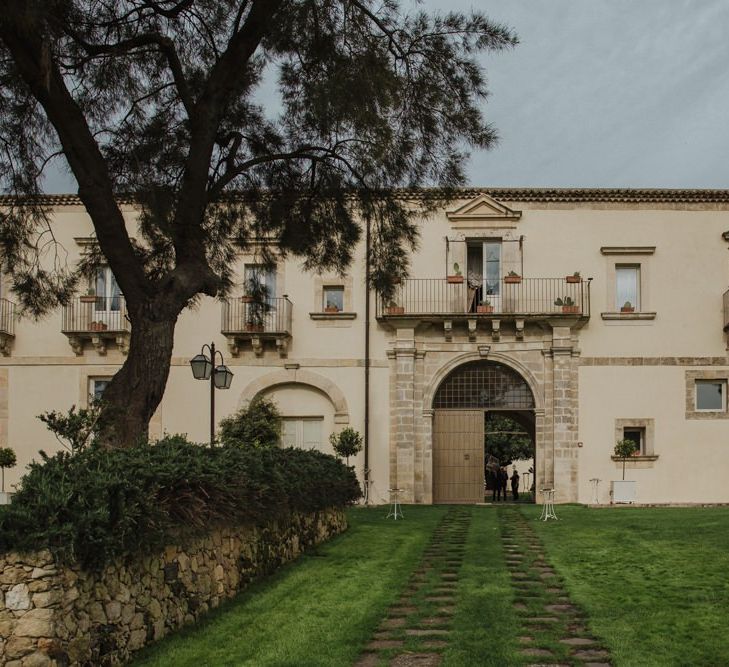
[1,188,729,505]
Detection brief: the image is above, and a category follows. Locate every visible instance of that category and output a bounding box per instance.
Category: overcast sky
[42,0,729,192]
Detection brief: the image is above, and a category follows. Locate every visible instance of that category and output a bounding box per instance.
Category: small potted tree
[612,438,638,503]
[447,263,464,284]
[620,301,635,313]
[554,296,579,314]
[504,270,522,284]
[565,271,581,284]
[0,447,16,504]
[329,427,363,466]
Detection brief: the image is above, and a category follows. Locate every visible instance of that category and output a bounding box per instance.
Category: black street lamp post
[189,341,234,446]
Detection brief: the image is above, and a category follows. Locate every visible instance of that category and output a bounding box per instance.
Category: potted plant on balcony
[566,271,581,283]
[621,301,635,313]
[80,288,97,304]
[243,278,270,332]
[385,299,405,315]
[612,438,638,504]
[477,298,493,314]
[554,296,579,314]
[504,270,522,284]
[447,262,464,284]
[0,447,16,504]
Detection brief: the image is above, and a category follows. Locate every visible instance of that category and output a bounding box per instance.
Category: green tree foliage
[218,397,281,448]
[485,414,533,464]
[0,447,16,493]
[0,1,517,447]
[329,427,363,465]
[0,436,361,569]
[615,438,638,481]
[38,404,102,453]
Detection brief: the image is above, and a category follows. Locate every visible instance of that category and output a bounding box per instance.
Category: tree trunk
[98,311,177,448]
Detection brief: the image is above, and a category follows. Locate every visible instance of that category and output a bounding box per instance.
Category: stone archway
[238,368,350,425]
[430,360,537,504]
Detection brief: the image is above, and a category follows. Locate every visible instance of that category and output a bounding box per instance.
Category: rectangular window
[623,427,644,455]
[323,286,344,312]
[616,265,640,310]
[244,264,276,300]
[95,267,121,312]
[695,380,726,411]
[88,378,111,402]
[281,417,324,451]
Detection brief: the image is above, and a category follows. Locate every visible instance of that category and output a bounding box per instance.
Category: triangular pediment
[446,194,521,223]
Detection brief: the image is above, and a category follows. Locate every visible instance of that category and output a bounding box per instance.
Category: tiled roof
[2,188,729,206]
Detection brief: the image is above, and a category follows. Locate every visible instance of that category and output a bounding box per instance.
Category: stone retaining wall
[0,508,347,666]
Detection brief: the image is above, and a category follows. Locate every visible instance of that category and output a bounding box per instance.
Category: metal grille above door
[433,361,535,410]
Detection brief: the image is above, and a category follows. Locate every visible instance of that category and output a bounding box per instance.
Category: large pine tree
[0,1,517,446]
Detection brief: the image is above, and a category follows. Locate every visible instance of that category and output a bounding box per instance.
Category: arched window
[433,361,534,409]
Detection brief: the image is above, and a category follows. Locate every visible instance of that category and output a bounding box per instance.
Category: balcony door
[94,267,121,327]
[467,240,501,312]
[244,265,276,300]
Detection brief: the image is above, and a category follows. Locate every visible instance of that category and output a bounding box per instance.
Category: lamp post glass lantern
[189,342,233,446]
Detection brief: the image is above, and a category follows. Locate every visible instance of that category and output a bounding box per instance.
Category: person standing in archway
[511,468,520,501]
[499,466,509,501]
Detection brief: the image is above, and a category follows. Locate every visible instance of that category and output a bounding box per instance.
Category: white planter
[612,480,636,504]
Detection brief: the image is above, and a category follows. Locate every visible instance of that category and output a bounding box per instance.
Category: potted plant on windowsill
[0,447,16,504]
[504,270,522,284]
[554,296,579,314]
[324,299,340,314]
[477,299,493,314]
[447,262,464,284]
[620,301,635,313]
[612,438,638,503]
[565,271,581,284]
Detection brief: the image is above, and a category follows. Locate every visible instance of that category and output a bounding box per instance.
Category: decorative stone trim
[309,312,357,320]
[0,508,347,666]
[581,357,729,366]
[601,312,657,320]
[611,455,659,462]
[600,246,656,255]
[614,418,656,457]
[685,370,729,419]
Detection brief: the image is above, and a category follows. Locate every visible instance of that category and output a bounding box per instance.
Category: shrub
[0,436,361,569]
[38,403,102,453]
[329,428,363,465]
[218,397,281,448]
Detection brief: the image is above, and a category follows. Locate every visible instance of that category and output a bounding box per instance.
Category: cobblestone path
[499,507,613,667]
[354,506,471,667]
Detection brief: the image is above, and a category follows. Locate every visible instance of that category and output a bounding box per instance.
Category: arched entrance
[432,360,536,503]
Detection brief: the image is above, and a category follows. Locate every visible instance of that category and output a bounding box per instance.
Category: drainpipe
[364,217,371,503]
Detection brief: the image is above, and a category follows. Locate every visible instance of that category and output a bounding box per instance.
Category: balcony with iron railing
[0,298,15,356]
[62,295,130,355]
[376,278,590,336]
[221,296,293,357]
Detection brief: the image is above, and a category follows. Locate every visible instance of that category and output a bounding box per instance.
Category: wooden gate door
[433,410,484,504]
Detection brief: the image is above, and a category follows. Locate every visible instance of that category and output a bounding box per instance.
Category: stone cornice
[6,187,729,207]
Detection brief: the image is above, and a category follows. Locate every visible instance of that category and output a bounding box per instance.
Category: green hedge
[0,438,361,569]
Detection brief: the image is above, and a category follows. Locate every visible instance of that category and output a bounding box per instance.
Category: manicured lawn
[526,504,729,666]
[134,504,729,666]
[132,506,448,667]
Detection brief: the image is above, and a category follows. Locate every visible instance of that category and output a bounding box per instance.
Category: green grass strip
[132,506,446,667]
[443,506,519,667]
[526,504,729,666]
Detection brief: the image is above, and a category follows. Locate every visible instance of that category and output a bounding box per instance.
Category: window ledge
[309,312,357,320]
[601,312,657,321]
[611,455,659,462]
